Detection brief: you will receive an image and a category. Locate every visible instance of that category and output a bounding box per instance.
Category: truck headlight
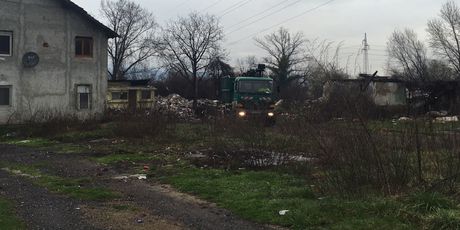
[268,112,275,117]
[238,111,246,117]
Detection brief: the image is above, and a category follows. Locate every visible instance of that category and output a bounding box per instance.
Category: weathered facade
[0,0,116,123]
[107,80,156,111]
[324,77,407,107]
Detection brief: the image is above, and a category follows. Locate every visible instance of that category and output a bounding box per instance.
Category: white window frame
[0,31,13,57]
[76,85,92,110]
[0,85,12,106]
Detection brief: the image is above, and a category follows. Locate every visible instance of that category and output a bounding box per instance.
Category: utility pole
[362,33,370,75]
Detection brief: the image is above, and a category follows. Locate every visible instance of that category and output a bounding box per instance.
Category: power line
[227,0,305,35]
[202,0,225,11]
[228,0,337,45]
[226,0,297,31]
[171,0,189,11]
[220,0,253,17]
[218,0,253,18]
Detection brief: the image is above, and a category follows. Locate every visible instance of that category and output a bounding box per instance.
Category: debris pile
[155,94,194,119]
[155,94,222,120]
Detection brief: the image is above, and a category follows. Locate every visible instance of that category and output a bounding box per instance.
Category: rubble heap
[155,94,194,119]
[155,94,221,120]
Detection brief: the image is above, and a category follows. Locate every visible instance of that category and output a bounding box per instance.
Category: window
[77,85,91,110]
[111,91,128,100]
[75,37,93,57]
[141,91,152,100]
[238,80,273,94]
[0,31,12,56]
[0,86,11,106]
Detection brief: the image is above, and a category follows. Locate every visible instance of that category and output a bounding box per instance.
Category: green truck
[220,76,277,123]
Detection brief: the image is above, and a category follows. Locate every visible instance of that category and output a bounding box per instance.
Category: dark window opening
[77,85,91,110]
[0,32,12,56]
[141,91,152,100]
[75,37,93,57]
[112,91,128,100]
[79,93,89,109]
[0,87,11,106]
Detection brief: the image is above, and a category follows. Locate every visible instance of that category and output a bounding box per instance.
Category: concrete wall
[323,80,407,107]
[0,0,108,123]
[371,82,407,106]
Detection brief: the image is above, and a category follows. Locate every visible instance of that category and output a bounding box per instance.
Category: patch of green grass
[5,165,118,201]
[51,143,91,154]
[404,192,454,213]
[4,138,57,148]
[426,209,460,230]
[158,167,413,229]
[0,198,25,229]
[54,129,114,142]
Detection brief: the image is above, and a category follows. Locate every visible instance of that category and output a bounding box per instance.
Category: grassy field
[1,118,460,229]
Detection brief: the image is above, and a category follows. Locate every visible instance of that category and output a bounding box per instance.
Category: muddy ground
[0,144,275,230]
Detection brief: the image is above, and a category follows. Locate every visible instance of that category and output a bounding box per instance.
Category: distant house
[107,80,156,111]
[324,76,407,107]
[324,75,460,114]
[0,0,117,123]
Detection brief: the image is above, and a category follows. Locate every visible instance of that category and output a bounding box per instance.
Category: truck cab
[221,76,276,121]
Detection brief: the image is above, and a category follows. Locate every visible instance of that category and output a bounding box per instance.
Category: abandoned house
[107,80,156,111]
[324,76,407,107]
[0,0,117,123]
[324,74,460,115]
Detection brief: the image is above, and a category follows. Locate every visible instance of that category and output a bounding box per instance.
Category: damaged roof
[59,0,118,38]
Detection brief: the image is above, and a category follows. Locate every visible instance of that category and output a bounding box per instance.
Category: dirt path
[0,144,272,230]
[0,170,99,230]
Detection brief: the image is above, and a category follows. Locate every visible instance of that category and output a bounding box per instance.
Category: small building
[324,75,460,115]
[107,80,156,111]
[0,0,117,123]
[324,76,407,107]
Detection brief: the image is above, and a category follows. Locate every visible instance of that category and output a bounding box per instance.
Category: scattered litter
[279,210,290,216]
[138,175,147,180]
[398,117,412,121]
[18,140,31,144]
[435,116,459,123]
[427,110,448,117]
[113,175,129,180]
[113,174,147,181]
[75,207,81,210]
[136,219,144,224]
[143,165,150,171]
[111,139,126,144]
[2,168,40,179]
[5,132,17,137]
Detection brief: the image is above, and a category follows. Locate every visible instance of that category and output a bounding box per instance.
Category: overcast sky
[72,0,447,76]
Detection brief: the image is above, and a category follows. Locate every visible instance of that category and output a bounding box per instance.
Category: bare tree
[236,55,258,75]
[387,29,429,81]
[255,27,306,92]
[159,12,224,110]
[101,0,158,80]
[427,1,460,75]
[303,40,347,98]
